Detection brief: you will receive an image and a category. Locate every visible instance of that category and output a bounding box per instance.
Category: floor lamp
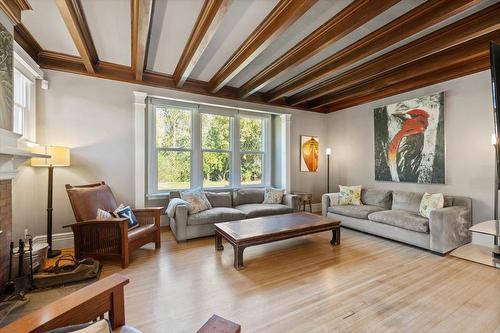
[31,145,71,258]
[326,148,331,193]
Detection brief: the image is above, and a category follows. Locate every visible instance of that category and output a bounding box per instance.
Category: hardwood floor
[100,227,500,333]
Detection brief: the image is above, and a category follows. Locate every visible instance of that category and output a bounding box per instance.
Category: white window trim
[147,99,272,196]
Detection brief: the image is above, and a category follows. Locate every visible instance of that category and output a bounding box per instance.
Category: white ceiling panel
[189,0,279,82]
[81,0,131,66]
[226,0,353,88]
[262,0,425,93]
[148,0,205,74]
[22,0,79,56]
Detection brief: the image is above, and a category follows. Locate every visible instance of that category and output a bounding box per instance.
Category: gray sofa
[321,189,472,254]
[169,188,300,241]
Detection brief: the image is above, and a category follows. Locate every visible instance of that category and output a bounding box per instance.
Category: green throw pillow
[339,185,362,205]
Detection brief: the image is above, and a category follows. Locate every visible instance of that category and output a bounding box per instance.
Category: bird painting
[374,93,445,184]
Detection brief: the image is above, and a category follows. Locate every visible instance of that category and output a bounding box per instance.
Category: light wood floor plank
[100,227,499,333]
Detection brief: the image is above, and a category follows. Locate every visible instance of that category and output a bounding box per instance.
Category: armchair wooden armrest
[63,218,129,228]
[0,274,131,333]
[132,207,163,228]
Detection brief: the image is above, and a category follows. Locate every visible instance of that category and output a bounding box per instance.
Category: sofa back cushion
[205,191,232,207]
[392,191,424,214]
[233,188,265,206]
[361,189,392,209]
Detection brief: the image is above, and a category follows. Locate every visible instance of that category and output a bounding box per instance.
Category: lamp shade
[31,145,70,167]
[326,148,332,155]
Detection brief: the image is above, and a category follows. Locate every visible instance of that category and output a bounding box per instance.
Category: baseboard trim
[33,232,74,249]
[311,203,321,213]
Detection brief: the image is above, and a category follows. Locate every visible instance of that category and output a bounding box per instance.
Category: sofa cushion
[205,191,232,207]
[233,189,265,206]
[361,189,392,209]
[368,209,429,233]
[234,204,292,219]
[392,191,424,214]
[328,204,385,219]
[188,207,246,226]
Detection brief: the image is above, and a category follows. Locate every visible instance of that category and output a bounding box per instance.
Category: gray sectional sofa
[169,188,300,241]
[321,189,472,254]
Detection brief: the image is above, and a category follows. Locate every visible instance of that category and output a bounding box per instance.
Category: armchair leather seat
[128,224,157,242]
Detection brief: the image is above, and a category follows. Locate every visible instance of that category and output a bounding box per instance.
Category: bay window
[148,98,271,195]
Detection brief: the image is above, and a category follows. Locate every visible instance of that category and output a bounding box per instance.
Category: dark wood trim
[207,0,316,93]
[310,31,499,111]
[14,23,41,60]
[55,0,98,74]
[237,0,400,98]
[0,0,24,24]
[265,0,479,102]
[131,0,154,81]
[292,3,500,107]
[173,0,232,88]
[14,0,30,10]
[35,50,327,113]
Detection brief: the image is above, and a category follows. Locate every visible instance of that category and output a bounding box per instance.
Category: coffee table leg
[233,245,245,270]
[215,230,224,251]
[331,228,341,245]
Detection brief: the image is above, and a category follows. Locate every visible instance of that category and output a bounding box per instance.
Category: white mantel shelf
[0,128,49,180]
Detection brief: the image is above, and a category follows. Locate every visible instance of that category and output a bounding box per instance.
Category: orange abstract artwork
[300,135,319,172]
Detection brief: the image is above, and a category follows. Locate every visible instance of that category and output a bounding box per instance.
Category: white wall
[326,71,496,238]
[11,70,327,240]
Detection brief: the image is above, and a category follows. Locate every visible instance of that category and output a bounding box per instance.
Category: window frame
[148,99,271,196]
[13,67,35,142]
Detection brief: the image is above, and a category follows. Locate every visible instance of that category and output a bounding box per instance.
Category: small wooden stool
[197,314,241,333]
[293,192,313,212]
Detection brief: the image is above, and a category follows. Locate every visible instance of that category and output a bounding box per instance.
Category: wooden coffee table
[214,212,341,270]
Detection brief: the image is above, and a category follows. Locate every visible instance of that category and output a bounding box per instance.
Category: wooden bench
[0,274,136,333]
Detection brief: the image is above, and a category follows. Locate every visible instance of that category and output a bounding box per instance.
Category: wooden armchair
[65,182,162,268]
[0,274,138,333]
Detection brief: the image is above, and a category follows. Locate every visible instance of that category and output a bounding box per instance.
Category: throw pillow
[263,187,285,204]
[113,205,139,230]
[419,192,444,218]
[96,209,113,220]
[339,185,362,205]
[180,187,212,214]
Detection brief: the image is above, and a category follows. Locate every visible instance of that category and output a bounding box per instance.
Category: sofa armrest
[169,204,189,242]
[321,193,340,216]
[429,206,471,254]
[283,194,300,212]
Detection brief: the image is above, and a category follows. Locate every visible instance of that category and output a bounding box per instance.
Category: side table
[293,192,313,212]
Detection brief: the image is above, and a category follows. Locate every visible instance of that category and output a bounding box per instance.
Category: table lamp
[31,145,71,258]
[326,148,331,193]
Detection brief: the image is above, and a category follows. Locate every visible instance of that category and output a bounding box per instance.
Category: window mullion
[192,107,202,188]
[232,115,240,187]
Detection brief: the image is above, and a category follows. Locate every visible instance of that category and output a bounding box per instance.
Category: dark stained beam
[291,2,500,108]
[131,0,154,81]
[173,0,232,88]
[35,50,327,113]
[266,0,479,102]
[308,30,499,111]
[0,0,31,25]
[14,23,41,61]
[237,0,400,98]
[208,0,316,93]
[55,0,98,74]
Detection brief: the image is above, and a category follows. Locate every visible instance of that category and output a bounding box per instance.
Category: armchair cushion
[128,224,157,242]
[66,182,118,222]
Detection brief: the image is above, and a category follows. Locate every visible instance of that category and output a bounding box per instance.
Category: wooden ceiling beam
[266,0,479,102]
[35,50,327,113]
[131,0,153,81]
[237,0,400,98]
[55,0,98,74]
[207,0,316,93]
[291,2,500,107]
[308,30,499,111]
[173,0,232,88]
[14,23,41,61]
[0,0,31,25]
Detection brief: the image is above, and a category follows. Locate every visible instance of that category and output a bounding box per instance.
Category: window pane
[240,117,263,151]
[201,113,230,150]
[241,153,262,185]
[156,107,191,148]
[158,151,190,190]
[13,105,23,135]
[203,152,230,187]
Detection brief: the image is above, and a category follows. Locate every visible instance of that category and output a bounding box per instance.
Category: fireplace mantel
[0,128,49,180]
